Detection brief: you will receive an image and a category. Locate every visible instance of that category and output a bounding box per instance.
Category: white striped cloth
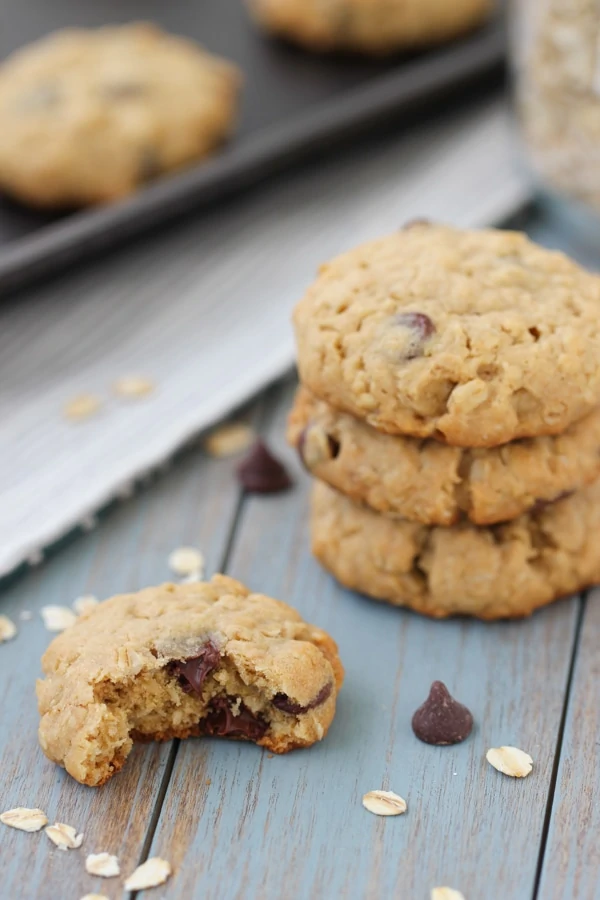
[0,96,530,577]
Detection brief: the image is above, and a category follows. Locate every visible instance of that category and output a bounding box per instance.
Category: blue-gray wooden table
[0,206,598,900]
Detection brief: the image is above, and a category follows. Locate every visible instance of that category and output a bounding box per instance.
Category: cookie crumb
[41,606,77,632]
[236,440,293,493]
[44,822,83,850]
[431,889,466,900]
[63,394,101,421]
[486,746,533,778]
[73,595,99,616]
[204,422,255,458]
[412,681,473,745]
[19,610,32,621]
[168,547,205,578]
[113,375,155,398]
[85,852,120,877]
[80,895,109,900]
[205,778,212,785]
[124,857,172,891]
[0,615,17,642]
[267,753,274,759]
[0,807,48,832]
[362,790,407,817]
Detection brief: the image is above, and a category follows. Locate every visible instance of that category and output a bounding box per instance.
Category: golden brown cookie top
[294,224,600,446]
[40,575,343,713]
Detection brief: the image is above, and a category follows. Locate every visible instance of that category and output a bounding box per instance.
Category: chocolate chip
[100,82,148,100]
[272,681,332,715]
[201,695,267,741]
[297,425,340,470]
[394,312,436,360]
[171,640,220,694]
[411,681,473,745]
[236,440,293,493]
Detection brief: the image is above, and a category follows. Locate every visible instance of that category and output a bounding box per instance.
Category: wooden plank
[0,415,255,900]
[536,590,600,900]
[145,379,581,899]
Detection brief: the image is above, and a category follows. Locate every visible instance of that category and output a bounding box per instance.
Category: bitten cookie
[37,575,343,786]
[0,24,241,207]
[246,0,492,54]
[289,387,600,526]
[293,224,600,447]
[311,480,600,619]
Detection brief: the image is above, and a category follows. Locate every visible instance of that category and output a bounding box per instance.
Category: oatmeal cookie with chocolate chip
[311,480,600,619]
[0,24,240,207]
[289,386,600,525]
[246,0,492,55]
[293,224,600,447]
[37,575,343,786]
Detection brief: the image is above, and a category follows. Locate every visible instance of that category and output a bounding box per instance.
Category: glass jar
[511,0,600,223]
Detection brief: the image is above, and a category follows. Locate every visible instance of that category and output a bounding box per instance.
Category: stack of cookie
[288,224,600,620]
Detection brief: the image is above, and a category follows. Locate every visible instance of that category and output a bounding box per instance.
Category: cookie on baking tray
[247,0,492,55]
[0,23,241,207]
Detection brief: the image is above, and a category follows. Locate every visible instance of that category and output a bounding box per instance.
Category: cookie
[247,0,492,54]
[289,387,600,526]
[37,575,343,786]
[293,224,600,447]
[311,480,600,619]
[0,24,241,207]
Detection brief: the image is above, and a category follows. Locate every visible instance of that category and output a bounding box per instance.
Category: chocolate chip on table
[171,640,220,694]
[272,681,332,715]
[236,440,293,493]
[411,681,473,746]
[201,695,267,741]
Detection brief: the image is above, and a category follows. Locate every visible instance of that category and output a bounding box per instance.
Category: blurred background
[0,0,597,576]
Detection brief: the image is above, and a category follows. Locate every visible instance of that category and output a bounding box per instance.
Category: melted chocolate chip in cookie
[412,681,473,745]
[530,490,574,514]
[236,440,293,493]
[272,681,333,715]
[171,640,220,694]
[394,312,436,360]
[201,696,267,741]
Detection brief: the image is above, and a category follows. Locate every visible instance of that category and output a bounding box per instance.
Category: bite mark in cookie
[37,576,343,785]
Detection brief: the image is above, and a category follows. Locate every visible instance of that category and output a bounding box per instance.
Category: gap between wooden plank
[127,382,284,897]
[532,593,587,900]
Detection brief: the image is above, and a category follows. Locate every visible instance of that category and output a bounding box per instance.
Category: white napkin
[0,96,530,576]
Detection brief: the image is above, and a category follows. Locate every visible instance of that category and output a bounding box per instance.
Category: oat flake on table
[203,422,255,458]
[112,375,155,398]
[44,822,84,850]
[124,856,172,890]
[0,614,17,642]
[486,746,533,778]
[168,546,205,578]
[63,394,102,421]
[85,852,120,877]
[0,807,48,832]
[362,790,407,816]
[80,894,109,900]
[431,889,466,900]
[41,605,77,632]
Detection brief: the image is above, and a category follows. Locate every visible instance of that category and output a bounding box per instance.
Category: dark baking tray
[0,0,505,293]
